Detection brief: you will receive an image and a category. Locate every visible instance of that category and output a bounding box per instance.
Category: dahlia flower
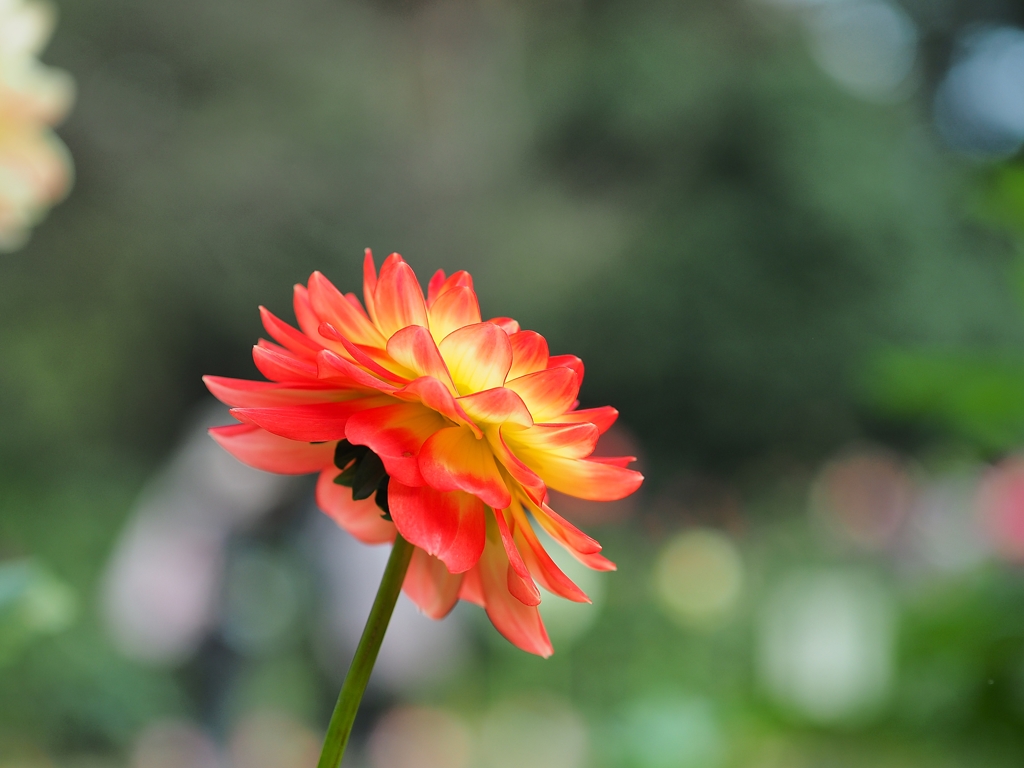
[205,252,642,657]
[0,0,73,251]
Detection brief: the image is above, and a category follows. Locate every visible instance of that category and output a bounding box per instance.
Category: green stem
[317,533,414,768]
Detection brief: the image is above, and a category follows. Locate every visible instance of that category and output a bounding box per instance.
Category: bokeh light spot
[367,706,472,768]
[653,528,743,629]
[478,696,588,768]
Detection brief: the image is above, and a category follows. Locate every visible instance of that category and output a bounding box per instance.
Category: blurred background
[8,0,1024,765]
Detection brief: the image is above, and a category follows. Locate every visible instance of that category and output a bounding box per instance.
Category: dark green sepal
[333,461,360,486]
[334,439,368,470]
[351,451,387,500]
[375,476,391,520]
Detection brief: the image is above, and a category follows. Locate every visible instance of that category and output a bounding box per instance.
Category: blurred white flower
[758,569,896,723]
[0,0,73,251]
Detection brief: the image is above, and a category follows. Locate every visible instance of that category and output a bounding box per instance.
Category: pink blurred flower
[977,455,1024,562]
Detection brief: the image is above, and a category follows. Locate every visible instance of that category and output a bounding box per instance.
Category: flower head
[205,251,643,656]
[0,0,73,251]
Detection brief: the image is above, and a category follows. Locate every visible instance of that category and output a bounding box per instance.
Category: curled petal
[316,465,395,544]
[523,453,644,502]
[388,481,486,574]
[478,512,553,657]
[428,285,482,343]
[557,406,619,434]
[457,387,533,428]
[204,376,339,408]
[419,426,512,509]
[509,501,589,602]
[345,402,449,487]
[393,376,480,436]
[373,254,429,338]
[548,354,584,387]
[253,344,319,382]
[507,331,549,379]
[320,324,411,384]
[494,507,540,606]
[231,401,376,442]
[210,423,334,474]
[403,547,463,618]
[509,422,600,459]
[521,494,602,555]
[488,317,520,334]
[293,284,339,350]
[260,306,321,359]
[505,367,579,422]
[317,349,398,393]
[387,325,457,392]
[438,322,513,395]
[309,271,386,347]
[486,426,547,502]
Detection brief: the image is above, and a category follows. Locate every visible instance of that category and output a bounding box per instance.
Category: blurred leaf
[863,348,1024,452]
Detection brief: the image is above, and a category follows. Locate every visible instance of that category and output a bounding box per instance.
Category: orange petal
[458,564,485,606]
[392,376,480,436]
[388,481,486,574]
[487,317,520,334]
[316,349,399,393]
[494,507,541,606]
[231,401,374,442]
[505,367,579,422]
[508,422,600,459]
[486,426,547,502]
[253,344,320,382]
[345,402,449,487]
[210,423,334,474]
[363,249,379,325]
[309,271,386,347]
[259,306,321,359]
[478,512,553,657]
[432,270,474,302]
[556,406,619,434]
[588,455,637,468]
[293,284,338,349]
[428,285,482,343]
[509,501,589,602]
[426,269,447,305]
[316,465,396,544]
[548,354,584,386]
[419,426,512,509]
[525,454,644,502]
[320,323,411,385]
[345,292,371,320]
[520,494,602,555]
[204,376,339,408]
[386,325,456,392]
[457,387,533,428]
[438,322,513,395]
[572,550,617,572]
[373,253,429,338]
[507,331,549,379]
[403,547,464,618]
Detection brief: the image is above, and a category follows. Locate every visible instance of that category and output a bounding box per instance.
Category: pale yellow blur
[0,0,73,251]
